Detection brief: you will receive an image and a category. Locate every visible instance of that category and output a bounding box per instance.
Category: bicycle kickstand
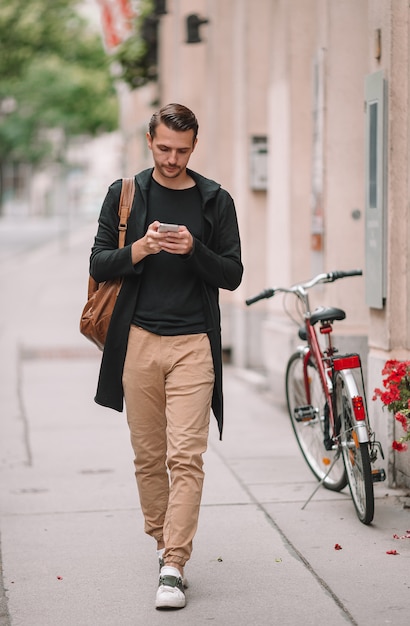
[301,450,341,511]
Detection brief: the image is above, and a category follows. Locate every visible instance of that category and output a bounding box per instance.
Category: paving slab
[1,219,410,626]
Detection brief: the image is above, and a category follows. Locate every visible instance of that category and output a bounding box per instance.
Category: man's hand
[157,224,193,255]
[131,221,193,264]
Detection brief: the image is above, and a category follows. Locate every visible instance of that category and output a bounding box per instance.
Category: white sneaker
[158,556,188,588]
[155,567,186,610]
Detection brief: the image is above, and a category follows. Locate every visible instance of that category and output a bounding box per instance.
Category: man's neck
[152,169,195,190]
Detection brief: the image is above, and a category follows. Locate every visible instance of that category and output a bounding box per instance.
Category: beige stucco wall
[262,0,371,404]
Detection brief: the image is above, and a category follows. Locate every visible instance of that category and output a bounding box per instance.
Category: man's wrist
[131,239,147,264]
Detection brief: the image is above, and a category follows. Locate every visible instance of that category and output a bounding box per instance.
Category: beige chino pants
[122,325,215,568]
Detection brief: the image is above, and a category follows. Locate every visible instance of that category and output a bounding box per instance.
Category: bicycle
[246,270,385,524]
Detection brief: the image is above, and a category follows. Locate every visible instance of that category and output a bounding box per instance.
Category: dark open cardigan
[89,168,243,439]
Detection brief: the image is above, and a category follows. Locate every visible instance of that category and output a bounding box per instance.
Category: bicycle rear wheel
[286,352,347,491]
[334,371,374,524]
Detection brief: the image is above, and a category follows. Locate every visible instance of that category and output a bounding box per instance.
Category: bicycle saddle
[310,306,346,326]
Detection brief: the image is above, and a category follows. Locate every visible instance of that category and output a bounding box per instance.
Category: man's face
[146,123,197,182]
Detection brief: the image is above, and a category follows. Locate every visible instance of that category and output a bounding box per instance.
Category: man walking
[90,103,243,609]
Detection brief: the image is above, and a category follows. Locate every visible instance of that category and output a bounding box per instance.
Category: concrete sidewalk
[1,221,410,626]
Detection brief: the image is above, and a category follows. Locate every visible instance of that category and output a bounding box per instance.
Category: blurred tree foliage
[113,0,158,89]
[0,0,118,165]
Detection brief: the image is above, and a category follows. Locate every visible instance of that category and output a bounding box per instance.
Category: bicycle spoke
[286,353,347,491]
[335,371,374,524]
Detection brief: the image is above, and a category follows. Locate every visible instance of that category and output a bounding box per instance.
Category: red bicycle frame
[302,317,369,445]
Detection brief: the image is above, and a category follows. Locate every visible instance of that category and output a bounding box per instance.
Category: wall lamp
[186,14,209,44]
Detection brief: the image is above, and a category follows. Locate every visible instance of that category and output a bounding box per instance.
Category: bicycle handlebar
[245,269,362,306]
[245,288,275,306]
[327,269,362,281]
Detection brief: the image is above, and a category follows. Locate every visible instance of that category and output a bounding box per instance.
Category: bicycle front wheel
[334,371,374,524]
[286,352,347,491]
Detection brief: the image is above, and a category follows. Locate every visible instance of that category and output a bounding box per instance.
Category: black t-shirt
[132,177,206,335]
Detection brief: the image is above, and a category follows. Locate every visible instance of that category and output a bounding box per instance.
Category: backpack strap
[117,177,135,248]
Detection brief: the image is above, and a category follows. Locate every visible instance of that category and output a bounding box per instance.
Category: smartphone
[158,223,179,232]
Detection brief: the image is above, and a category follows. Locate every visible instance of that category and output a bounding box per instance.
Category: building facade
[119,0,410,487]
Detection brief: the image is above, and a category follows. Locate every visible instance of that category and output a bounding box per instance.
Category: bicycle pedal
[371,468,386,483]
[294,405,317,422]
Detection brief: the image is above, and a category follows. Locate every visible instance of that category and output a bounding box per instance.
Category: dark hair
[149,103,199,142]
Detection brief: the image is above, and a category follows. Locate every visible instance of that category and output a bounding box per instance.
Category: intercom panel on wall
[364,70,387,309]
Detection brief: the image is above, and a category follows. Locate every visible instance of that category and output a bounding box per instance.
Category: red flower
[374,360,410,450]
[382,360,409,379]
[392,440,408,452]
[394,412,409,432]
[373,385,401,406]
